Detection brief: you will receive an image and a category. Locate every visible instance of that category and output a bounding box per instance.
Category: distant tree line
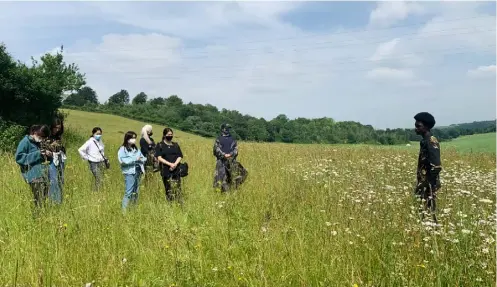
[63,87,496,145]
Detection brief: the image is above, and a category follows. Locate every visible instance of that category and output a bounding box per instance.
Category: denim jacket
[15,135,47,183]
[117,146,146,175]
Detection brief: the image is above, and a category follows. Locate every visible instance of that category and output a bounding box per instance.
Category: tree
[63,86,98,106]
[165,95,183,107]
[149,97,165,106]
[132,92,148,105]
[0,43,85,127]
[108,89,130,105]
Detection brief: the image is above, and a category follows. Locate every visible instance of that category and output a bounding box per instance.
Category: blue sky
[0,1,495,129]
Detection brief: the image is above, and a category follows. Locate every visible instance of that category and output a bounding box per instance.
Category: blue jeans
[48,161,64,204]
[122,169,142,210]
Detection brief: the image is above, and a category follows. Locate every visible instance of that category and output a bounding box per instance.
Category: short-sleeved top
[155,141,183,176]
[140,137,155,156]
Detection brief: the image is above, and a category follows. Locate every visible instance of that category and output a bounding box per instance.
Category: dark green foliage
[108,89,130,105]
[0,119,27,152]
[0,43,85,151]
[63,94,496,145]
[132,92,148,105]
[63,86,99,106]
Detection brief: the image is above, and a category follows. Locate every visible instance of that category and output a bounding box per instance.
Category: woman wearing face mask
[47,117,66,204]
[78,127,106,191]
[155,128,183,202]
[118,131,146,211]
[15,124,52,209]
[140,124,158,173]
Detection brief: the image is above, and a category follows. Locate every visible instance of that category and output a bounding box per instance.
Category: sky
[0,1,495,129]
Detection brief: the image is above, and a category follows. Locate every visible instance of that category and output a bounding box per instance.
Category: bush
[0,119,27,152]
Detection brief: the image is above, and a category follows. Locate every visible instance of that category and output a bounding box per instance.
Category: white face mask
[128,138,136,145]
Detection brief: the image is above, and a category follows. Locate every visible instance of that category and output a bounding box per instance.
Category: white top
[78,137,105,162]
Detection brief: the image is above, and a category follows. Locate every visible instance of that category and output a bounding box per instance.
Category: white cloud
[467,65,496,78]
[370,38,400,62]
[369,1,425,27]
[0,1,495,128]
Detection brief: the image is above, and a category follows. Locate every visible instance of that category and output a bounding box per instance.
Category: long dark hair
[91,127,102,138]
[122,131,138,151]
[50,118,64,140]
[162,127,173,141]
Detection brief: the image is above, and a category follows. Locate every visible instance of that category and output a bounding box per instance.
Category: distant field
[390,132,496,154]
[0,109,495,286]
[442,133,496,153]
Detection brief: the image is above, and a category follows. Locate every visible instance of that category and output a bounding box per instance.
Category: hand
[224,153,231,158]
[42,150,52,157]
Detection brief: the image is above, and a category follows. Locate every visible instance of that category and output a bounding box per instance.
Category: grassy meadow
[0,109,495,286]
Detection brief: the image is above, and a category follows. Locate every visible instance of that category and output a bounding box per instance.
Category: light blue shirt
[117,146,146,175]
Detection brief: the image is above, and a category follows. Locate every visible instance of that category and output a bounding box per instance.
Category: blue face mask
[94,134,102,141]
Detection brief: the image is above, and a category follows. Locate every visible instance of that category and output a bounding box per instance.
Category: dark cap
[221,123,231,130]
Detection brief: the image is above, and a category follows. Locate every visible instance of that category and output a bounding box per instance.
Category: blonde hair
[141,124,153,144]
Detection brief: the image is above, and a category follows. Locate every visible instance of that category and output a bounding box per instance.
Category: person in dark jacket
[15,124,52,209]
[213,123,248,192]
[155,128,184,202]
[140,124,159,173]
[413,112,442,223]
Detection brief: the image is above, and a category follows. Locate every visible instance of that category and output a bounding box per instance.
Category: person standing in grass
[213,123,248,192]
[118,131,146,211]
[140,124,159,174]
[47,117,67,204]
[155,128,183,202]
[15,124,52,209]
[414,112,442,223]
[78,127,107,191]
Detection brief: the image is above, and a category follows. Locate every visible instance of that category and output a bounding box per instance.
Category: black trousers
[162,175,182,202]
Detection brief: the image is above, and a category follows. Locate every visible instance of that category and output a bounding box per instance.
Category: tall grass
[0,110,495,286]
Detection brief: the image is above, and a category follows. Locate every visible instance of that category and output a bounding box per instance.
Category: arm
[213,138,225,159]
[157,156,174,167]
[138,151,147,163]
[15,139,42,166]
[427,138,442,184]
[140,138,150,154]
[173,144,183,165]
[117,147,136,165]
[155,144,173,167]
[230,139,238,158]
[78,140,90,161]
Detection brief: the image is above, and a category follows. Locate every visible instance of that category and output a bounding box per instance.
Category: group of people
[14,111,441,221]
[14,120,248,213]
